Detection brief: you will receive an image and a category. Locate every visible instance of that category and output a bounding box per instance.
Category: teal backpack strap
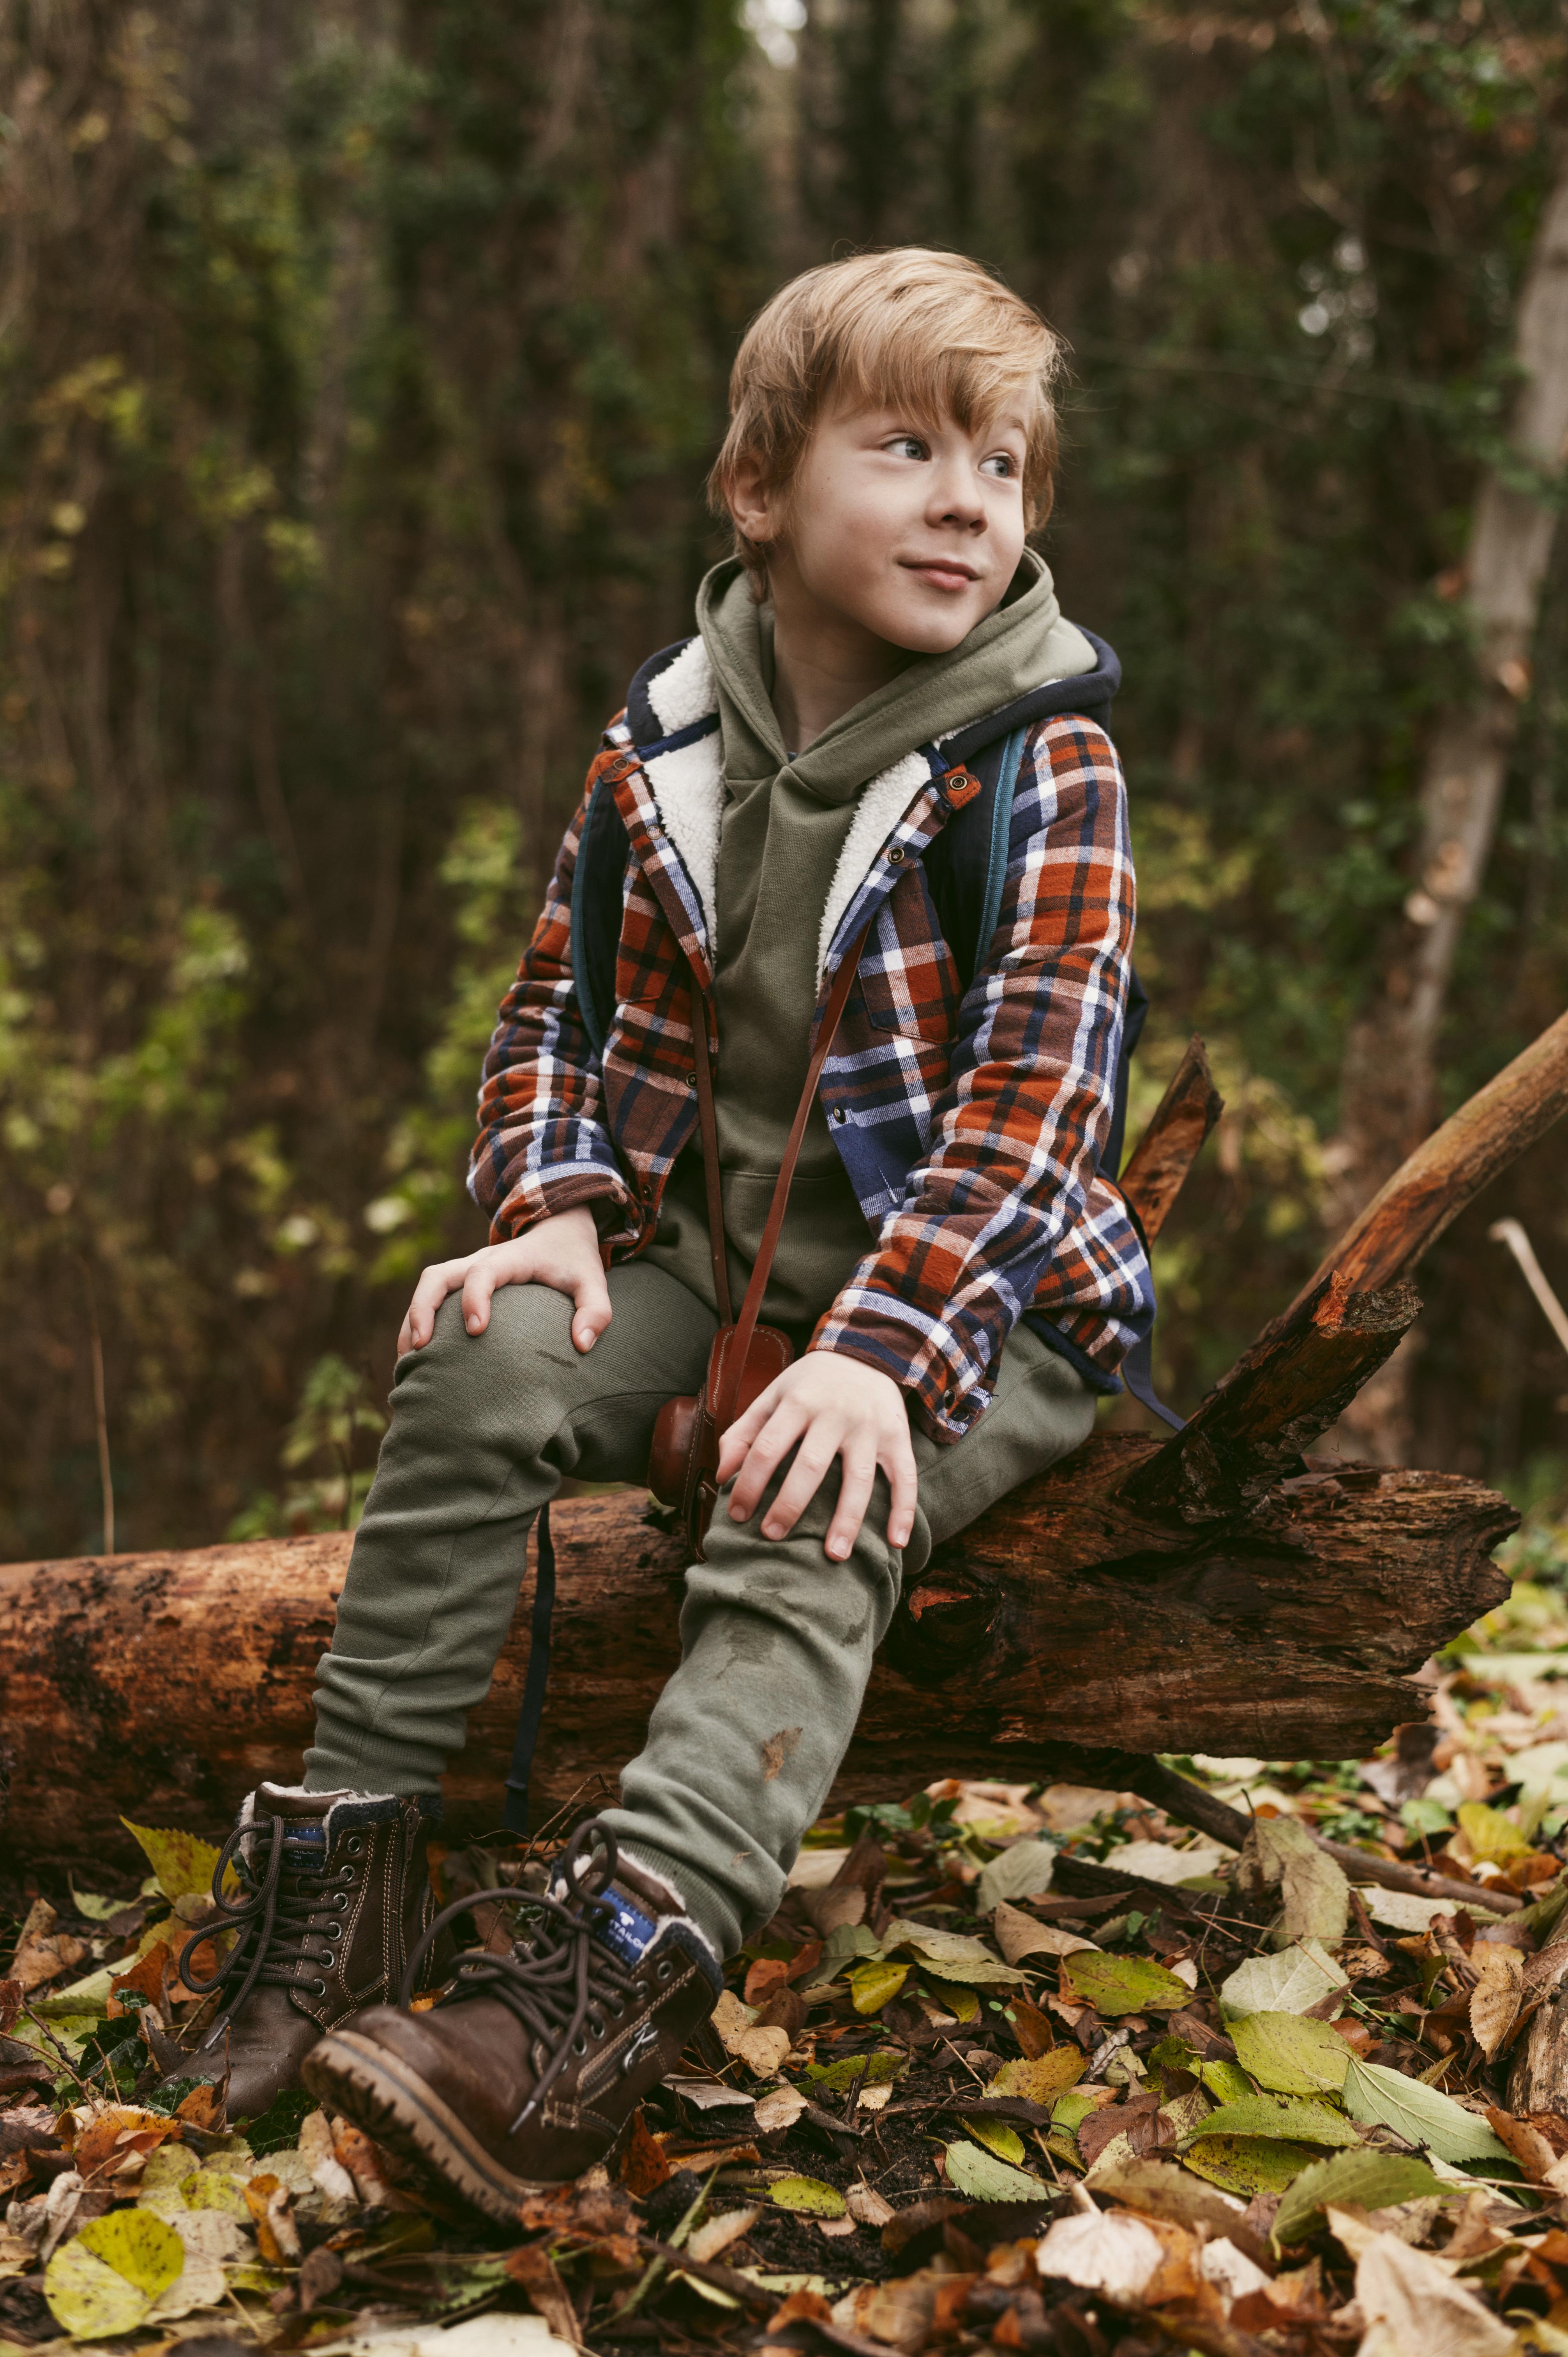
[971,724,1030,987]
[570,773,629,1061]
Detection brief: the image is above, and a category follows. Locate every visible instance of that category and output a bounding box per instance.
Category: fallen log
[0,1016,1555,1866]
[0,1448,1513,1863]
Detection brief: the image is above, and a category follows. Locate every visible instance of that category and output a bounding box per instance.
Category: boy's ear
[726,451,779,550]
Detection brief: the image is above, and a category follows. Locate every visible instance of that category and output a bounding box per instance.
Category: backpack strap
[973,724,1029,990]
[570,774,631,1061]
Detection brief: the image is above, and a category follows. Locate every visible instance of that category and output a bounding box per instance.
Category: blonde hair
[709,248,1065,574]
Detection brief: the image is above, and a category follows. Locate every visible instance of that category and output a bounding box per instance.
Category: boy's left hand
[715,1354,917,1563]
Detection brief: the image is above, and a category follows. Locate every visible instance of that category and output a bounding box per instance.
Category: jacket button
[887,846,905,864]
[833,1106,848,1124]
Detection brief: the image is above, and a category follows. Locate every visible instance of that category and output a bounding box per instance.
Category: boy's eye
[886,435,929,461]
[981,453,1016,479]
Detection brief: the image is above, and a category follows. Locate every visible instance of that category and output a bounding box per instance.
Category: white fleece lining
[646,638,715,736]
[817,751,931,983]
[645,734,725,946]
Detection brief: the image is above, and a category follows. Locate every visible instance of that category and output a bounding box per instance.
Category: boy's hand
[397,1206,611,1356]
[716,1353,917,1562]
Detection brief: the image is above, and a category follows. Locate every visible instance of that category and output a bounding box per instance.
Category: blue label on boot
[594,1891,660,1970]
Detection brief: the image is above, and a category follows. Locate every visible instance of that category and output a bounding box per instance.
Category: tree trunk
[1331,167,1568,1460]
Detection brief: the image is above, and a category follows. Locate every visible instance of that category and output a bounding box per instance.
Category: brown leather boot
[172,1782,445,2122]
[301,1820,722,2223]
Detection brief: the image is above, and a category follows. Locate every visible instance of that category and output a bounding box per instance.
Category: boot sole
[303,2029,577,2225]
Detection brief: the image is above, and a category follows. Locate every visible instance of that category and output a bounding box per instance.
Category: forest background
[2,0,1565,1563]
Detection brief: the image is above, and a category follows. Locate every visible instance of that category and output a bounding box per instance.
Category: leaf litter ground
[8,1530,1568,2353]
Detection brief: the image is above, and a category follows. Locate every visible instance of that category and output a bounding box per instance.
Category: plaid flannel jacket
[470,634,1153,1442]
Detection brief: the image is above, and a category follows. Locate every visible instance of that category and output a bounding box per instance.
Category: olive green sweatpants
[304,1262,1095,1959]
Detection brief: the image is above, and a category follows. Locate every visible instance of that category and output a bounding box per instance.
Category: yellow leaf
[966,2117,1026,2164]
[77,2209,184,2297]
[1456,1803,1530,1866]
[848,1961,909,2014]
[44,2242,149,2340]
[119,1820,226,1905]
[989,2049,1087,2101]
[44,2209,184,2339]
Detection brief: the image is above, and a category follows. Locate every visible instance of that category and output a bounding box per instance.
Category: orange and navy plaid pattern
[471,709,1151,1442]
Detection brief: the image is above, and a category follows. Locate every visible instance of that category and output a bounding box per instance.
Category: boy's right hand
[397,1205,611,1356]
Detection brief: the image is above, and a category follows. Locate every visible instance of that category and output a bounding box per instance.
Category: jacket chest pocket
[855,868,963,1046]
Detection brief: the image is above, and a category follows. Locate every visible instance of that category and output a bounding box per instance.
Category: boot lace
[399,1820,649,2136]
[180,1812,356,2050]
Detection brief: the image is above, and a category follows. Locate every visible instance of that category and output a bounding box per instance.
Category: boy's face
[738,395,1031,656]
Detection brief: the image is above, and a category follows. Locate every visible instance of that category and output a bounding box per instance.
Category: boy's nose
[927,463,985,528]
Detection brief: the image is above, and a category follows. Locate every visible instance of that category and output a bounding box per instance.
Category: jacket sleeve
[814,715,1137,1441]
[468,758,636,1241]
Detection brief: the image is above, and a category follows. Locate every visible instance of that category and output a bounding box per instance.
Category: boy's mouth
[900,557,980,590]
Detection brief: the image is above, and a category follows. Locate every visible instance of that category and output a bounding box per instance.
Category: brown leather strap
[689,997,733,1325]
[713,920,873,1432]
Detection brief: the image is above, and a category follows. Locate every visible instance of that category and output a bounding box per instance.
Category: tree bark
[0,1447,1513,1866]
[1118,1037,1223,1243]
[1332,168,1568,1460]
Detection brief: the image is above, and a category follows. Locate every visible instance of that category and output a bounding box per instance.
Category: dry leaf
[8,1901,88,1993]
[685,2205,760,2263]
[1353,2226,1513,2356]
[1469,1942,1524,2059]
[847,2182,894,2228]
[616,2106,672,2198]
[992,1901,1096,1963]
[833,2273,937,2353]
[296,2108,357,2205]
[1485,2106,1568,2194]
[712,1988,790,2077]
[754,2084,808,2133]
[1037,2209,1166,2300]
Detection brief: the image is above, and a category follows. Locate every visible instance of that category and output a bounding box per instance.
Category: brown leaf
[69,2104,182,2182]
[616,2106,671,2199]
[880,2195,970,2258]
[1007,1996,1056,2058]
[744,1958,792,2006]
[993,1902,1095,1964]
[803,1884,866,1935]
[1485,2107,1568,2193]
[8,1900,88,1993]
[767,2288,833,2330]
[297,2244,344,2312]
[174,2080,225,2132]
[847,2182,894,2228]
[507,2240,582,2341]
[107,1941,173,2018]
[1469,1941,1524,2059]
[333,2122,422,2211]
[0,1981,22,2035]
[1079,2095,1142,2168]
[0,2034,51,2097]
[755,1982,807,2039]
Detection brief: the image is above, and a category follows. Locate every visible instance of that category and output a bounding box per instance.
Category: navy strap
[502,1504,557,1835]
[971,724,1028,986]
[1119,1330,1185,1432]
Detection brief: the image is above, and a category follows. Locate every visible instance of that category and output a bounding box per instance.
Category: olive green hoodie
[641,552,1095,1327]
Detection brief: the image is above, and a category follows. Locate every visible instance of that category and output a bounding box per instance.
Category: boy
[178,248,1151,2216]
